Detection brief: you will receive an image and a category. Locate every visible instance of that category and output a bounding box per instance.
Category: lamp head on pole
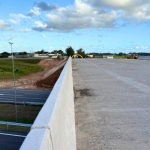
[9,42,14,45]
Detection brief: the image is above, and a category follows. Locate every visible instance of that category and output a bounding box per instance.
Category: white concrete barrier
[20,57,76,150]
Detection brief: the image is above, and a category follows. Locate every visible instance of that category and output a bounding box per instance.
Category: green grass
[113,56,127,59]
[0,59,44,80]
[0,104,42,132]
[95,56,103,58]
[0,124,30,132]
[0,104,42,124]
[0,117,35,124]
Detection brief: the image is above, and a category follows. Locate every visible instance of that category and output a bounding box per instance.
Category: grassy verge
[0,104,42,120]
[113,56,127,59]
[0,104,42,123]
[0,124,30,132]
[0,59,44,80]
[95,56,103,58]
[0,104,42,132]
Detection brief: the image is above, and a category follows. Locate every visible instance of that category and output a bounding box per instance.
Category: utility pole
[9,42,17,122]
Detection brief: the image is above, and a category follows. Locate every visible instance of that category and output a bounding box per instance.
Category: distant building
[49,53,62,59]
[51,55,57,59]
[103,55,114,59]
[15,55,30,58]
[87,55,93,58]
[34,54,49,58]
[8,55,15,58]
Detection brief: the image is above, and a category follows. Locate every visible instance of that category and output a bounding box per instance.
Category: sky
[0,0,150,54]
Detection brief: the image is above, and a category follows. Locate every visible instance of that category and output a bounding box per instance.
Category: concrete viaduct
[20,58,150,150]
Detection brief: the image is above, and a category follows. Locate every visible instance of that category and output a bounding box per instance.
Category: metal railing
[0,101,44,106]
[0,121,32,130]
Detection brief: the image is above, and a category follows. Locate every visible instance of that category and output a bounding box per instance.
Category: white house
[34,54,49,58]
[49,53,62,59]
[103,55,114,59]
[87,55,93,58]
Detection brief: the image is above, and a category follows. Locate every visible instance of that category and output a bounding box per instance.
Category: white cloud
[42,34,46,37]
[84,0,150,23]
[31,0,150,33]
[126,4,150,23]
[3,34,15,41]
[27,7,40,17]
[77,33,82,36]
[35,21,47,28]
[32,0,119,32]
[9,19,18,24]
[34,2,58,12]
[10,14,30,20]
[49,46,53,49]
[19,29,31,32]
[0,20,12,30]
[98,33,103,37]
[83,0,150,11]
[136,45,148,50]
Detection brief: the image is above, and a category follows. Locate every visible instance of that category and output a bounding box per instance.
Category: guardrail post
[23,101,26,107]
[6,123,8,130]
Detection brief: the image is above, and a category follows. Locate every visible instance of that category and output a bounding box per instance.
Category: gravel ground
[73,59,150,150]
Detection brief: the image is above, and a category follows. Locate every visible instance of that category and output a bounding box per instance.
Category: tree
[58,50,63,55]
[35,49,48,54]
[51,50,58,54]
[76,48,86,58]
[53,50,57,54]
[65,46,74,57]
[18,52,27,55]
[1,52,10,58]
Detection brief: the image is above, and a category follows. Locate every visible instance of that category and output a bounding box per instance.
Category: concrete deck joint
[31,126,50,130]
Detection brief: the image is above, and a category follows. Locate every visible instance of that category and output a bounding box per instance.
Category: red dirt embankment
[18,59,66,90]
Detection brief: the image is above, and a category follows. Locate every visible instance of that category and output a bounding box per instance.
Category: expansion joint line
[49,128,54,150]
[31,126,55,150]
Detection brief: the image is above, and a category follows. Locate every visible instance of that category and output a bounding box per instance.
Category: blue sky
[0,0,150,53]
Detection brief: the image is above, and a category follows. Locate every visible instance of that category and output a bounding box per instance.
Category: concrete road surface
[0,130,27,150]
[73,59,150,150]
[0,88,51,105]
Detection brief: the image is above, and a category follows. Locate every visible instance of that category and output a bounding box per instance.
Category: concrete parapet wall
[20,57,76,150]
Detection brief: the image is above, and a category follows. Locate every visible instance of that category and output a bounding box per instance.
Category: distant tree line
[34,49,64,55]
[18,52,27,55]
[88,52,150,56]
[1,48,150,58]
[129,52,150,56]
[0,52,11,58]
[34,49,48,54]
[0,51,29,58]
[50,50,64,55]
[65,46,87,58]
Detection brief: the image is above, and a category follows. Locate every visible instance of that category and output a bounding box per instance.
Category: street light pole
[9,42,17,123]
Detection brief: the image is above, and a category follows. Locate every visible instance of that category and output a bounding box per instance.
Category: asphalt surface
[0,130,27,150]
[73,59,150,150]
[0,88,51,105]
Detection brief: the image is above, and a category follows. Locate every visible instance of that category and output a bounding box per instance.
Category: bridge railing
[20,57,76,150]
[0,121,32,130]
